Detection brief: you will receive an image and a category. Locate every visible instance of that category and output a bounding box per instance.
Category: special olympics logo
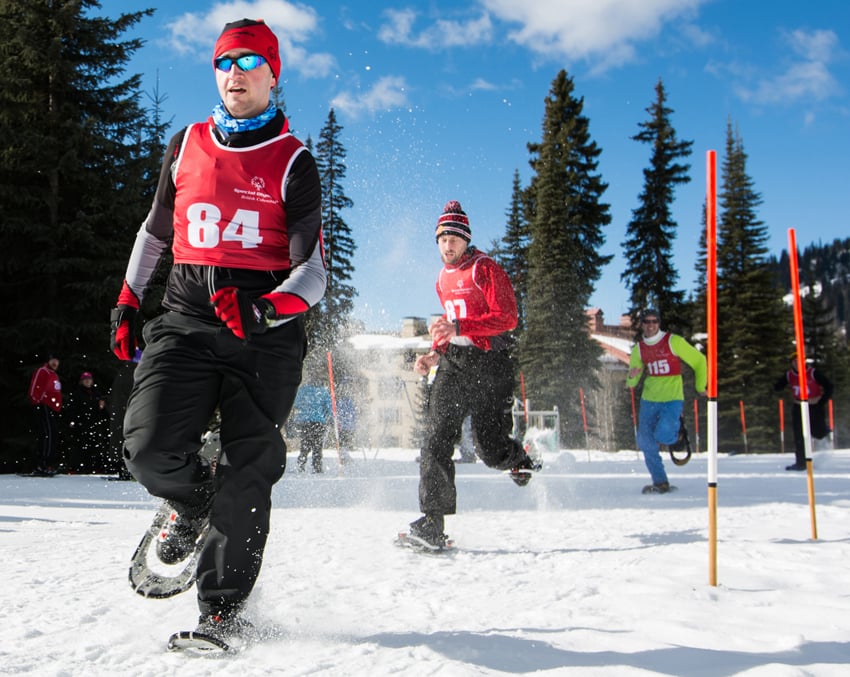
[251,176,266,192]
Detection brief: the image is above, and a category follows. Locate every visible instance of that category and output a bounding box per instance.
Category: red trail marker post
[787,228,818,540]
[705,150,719,586]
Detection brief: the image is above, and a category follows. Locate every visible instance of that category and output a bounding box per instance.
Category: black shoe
[509,454,542,486]
[785,463,806,471]
[642,481,671,494]
[195,612,256,642]
[408,514,447,549]
[156,508,208,565]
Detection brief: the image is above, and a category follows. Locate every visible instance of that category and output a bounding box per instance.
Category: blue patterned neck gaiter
[212,101,277,134]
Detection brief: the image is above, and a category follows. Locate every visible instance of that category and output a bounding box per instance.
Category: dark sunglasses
[641,319,659,325]
[214,54,268,73]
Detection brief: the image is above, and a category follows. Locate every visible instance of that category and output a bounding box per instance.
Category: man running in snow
[406,200,539,549]
[626,308,706,494]
[110,18,325,642]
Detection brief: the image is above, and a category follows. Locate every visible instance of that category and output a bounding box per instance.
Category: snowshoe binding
[669,416,692,466]
[396,514,454,553]
[167,613,261,654]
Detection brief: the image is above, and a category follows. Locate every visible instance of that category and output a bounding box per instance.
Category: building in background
[347,317,433,449]
[344,310,636,452]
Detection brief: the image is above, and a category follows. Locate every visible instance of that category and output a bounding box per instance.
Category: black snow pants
[419,344,526,516]
[123,311,305,615]
[33,404,59,472]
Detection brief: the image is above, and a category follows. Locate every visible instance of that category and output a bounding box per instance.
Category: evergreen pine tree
[519,70,613,446]
[715,120,788,452]
[493,169,529,336]
[620,79,692,334]
[0,2,158,469]
[311,109,356,376]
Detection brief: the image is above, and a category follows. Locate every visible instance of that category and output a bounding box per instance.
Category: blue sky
[109,0,849,331]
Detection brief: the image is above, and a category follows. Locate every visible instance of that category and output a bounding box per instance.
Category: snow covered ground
[3,447,850,676]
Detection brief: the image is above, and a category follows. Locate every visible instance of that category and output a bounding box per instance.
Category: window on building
[377,378,403,399]
[379,408,401,424]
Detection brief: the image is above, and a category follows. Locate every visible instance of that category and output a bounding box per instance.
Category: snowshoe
[508,455,542,486]
[167,613,254,654]
[396,515,453,553]
[669,416,692,466]
[641,481,676,494]
[128,504,210,599]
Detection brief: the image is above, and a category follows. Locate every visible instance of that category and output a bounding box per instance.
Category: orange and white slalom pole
[631,388,639,454]
[779,399,785,454]
[706,150,719,586]
[788,228,818,539]
[520,372,529,426]
[326,350,344,475]
[579,387,590,459]
[693,398,700,454]
[829,399,835,450]
[739,400,749,454]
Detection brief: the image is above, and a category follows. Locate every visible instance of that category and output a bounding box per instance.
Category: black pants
[123,311,305,615]
[33,404,59,472]
[419,345,525,516]
[298,421,326,472]
[791,402,829,464]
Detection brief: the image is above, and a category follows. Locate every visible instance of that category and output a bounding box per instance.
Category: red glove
[110,281,140,361]
[210,287,274,340]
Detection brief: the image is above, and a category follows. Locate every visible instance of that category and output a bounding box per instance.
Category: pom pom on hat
[435,200,471,243]
[213,19,281,80]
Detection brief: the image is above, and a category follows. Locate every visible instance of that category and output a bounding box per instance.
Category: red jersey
[171,120,305,270]
[28,364,62,412]
[637,333,683,378]
[435,248,517,352]
[787,367,823,401]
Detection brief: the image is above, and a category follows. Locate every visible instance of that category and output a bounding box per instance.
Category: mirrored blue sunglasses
[214,53,268,73]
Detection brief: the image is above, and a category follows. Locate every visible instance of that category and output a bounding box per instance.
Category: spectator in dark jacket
[64,371,108,473]
[774,356,833,470]
[291,383,333,473]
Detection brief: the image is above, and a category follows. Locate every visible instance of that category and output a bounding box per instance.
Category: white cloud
[736,28,842,105]
[480,0,706,70]
[165,0,335,78]
[787,27,839,62]
[331,76,410,117]
[377,8,494,49]
[470,78,498,91]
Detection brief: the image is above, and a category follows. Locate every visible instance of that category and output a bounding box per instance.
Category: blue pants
[637,400,683,484]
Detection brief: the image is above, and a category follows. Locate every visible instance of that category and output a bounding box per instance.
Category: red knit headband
[213,19,280,80]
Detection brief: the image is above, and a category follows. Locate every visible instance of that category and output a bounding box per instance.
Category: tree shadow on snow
[367,630,850,675]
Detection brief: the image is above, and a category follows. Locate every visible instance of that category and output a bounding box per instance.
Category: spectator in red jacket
[28,354,63,475]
